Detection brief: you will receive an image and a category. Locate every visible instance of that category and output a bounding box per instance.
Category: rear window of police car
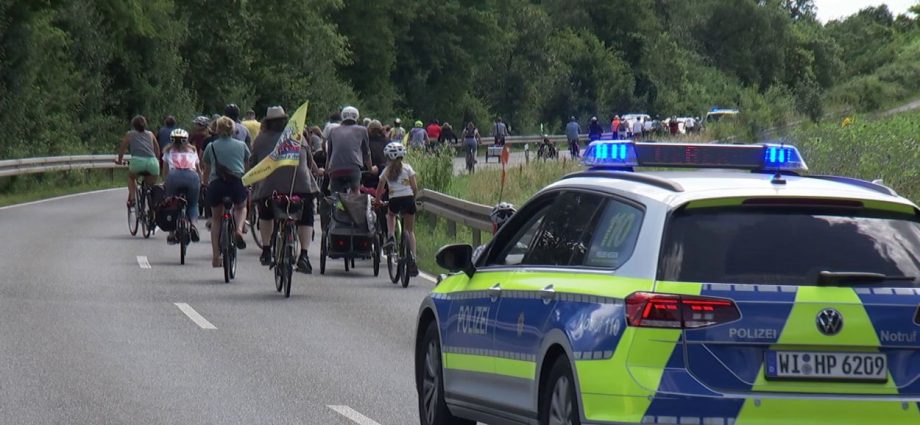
[658,207,920,286]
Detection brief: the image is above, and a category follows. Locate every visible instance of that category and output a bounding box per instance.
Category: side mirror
[436,244,475,277]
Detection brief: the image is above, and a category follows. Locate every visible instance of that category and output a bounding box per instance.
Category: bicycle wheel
[387,223,401,284]
[282,243,293,298]
[179,218,188,265]
[127,203,139,236]
[139,191,152,239]
[400,231,411,288]
[273,227,283,292]
[229,219,238,280]
[372,234,381,277]
[222,218,233,283]
[319,232,327,275]
[249,206,262,249]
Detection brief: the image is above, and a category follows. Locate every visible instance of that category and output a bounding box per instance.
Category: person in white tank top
[162,129,203,244]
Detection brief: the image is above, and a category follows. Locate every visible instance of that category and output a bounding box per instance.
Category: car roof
[549,170,918,210]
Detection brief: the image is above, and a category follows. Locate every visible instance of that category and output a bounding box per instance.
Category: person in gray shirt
[326,106,373,193]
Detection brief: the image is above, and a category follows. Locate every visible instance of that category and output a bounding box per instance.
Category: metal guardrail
[416,188,492,246]
[0,154,129,177]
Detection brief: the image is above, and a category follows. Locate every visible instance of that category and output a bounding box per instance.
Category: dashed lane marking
[173,303,217,330]
[137,256,151,269]
[327,405,383,425]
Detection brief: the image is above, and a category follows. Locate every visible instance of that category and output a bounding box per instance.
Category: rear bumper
[581,393,920,425]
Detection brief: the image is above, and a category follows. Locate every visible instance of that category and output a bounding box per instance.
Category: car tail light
[626,292,740,329]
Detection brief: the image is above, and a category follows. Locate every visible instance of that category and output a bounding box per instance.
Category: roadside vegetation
[0,169,126,208]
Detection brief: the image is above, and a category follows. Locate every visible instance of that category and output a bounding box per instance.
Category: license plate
[765,351,887,382]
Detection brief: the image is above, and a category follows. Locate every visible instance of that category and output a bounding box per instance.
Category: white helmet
[170,128,189,141]
[341,106,359,123]
[384,142,407,160]
[490,202,516,233]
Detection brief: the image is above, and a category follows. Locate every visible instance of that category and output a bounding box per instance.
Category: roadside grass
[0,169,128,207]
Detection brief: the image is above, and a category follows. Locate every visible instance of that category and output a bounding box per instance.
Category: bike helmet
[170,128,189,142]
[394,118,402,125]
[384,142,407,160]
[490,202,516,233]
[341,106,360,123]
[193,116,210,127]
[414,120,423,128]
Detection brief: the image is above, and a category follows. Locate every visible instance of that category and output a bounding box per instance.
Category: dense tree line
[0,0,917,159]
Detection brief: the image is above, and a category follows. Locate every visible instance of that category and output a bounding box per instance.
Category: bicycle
[172,193,191,265]
[125,164,156,239]
[385,204,414,288]
[269,193,302,298]
[247,193,262,249]
[464,144,476,174]
[218,196,238,283]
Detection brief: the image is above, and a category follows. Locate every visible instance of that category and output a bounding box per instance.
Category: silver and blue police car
[415,140,920,425]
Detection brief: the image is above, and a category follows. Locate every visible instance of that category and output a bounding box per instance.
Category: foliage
[407,147,455,193]
[2,0,920,161]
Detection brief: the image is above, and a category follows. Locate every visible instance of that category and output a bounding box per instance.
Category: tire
[128,204,139,236]
[400,233,411,288]
[249,207,262,249]
[179,220,187,265]
[282,245,293,298]
[320,233,327,275]
[417,324,474,425]
[540,357,581,425]
[273,227,283,292]
[140,195,152,239]
[222,219,234,283]
[372,235,381,277]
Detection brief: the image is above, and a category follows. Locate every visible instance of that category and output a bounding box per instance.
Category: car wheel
[541,356,580,425]
[417,324,474,425]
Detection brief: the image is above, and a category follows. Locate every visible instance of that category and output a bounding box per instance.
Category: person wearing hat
[326,106,373,193]
[250,106,323,271]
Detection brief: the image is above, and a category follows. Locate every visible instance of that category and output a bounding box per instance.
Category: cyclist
[156,115,177,152]
[389,118,406,143]
[251,106,322,272]
[462,121,482,171]
[116,115,161,207]
[242,109,261,141]
[224,104,253,148]
[367,120,389,181]
[407,120,428,150]
[492,117,508,147]
[375,142,419,277]
[190,116,211,156]
[327,106,373,193]
[588,116,603,141]
[439,122,458,146]
[565,116,581,158]
[162,129,202,244]
[202,116,251,268]
[490,202,516,234]
[426,120,441,150]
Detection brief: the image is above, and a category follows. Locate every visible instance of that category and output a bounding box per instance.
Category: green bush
[407,146,455,192]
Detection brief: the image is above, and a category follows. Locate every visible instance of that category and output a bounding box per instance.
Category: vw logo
[816,308,844,336]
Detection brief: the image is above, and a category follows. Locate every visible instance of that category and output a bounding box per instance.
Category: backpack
[209,144,241,183]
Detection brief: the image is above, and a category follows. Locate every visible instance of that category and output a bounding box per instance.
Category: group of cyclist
[116,104,422,280]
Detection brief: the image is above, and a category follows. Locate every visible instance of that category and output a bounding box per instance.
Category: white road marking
[0,188,120,211]
[327,405,382,425]
[136,256,151,269]
[418,271,438,283]
[173,303,217,330]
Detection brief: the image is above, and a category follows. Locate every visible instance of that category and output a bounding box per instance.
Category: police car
[414,140,920,425]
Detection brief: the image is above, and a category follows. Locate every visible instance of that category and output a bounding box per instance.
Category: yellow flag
[242,101,309,186]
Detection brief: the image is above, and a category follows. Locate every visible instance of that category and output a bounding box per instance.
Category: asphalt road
[450,145,577,175]
[0,189,438,425]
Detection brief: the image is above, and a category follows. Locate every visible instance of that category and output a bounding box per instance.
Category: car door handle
[540,284,556,303]
[489,283,502,301]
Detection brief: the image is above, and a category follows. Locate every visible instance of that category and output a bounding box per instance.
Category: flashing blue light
[763,144,806,170]
[583,141,638,167]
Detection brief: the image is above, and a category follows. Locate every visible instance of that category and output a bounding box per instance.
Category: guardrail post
[447,220,457,237]
[472,229,482,246]
[427,211,437,228]
[524,144,530,165]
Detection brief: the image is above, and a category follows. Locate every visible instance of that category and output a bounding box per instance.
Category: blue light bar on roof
[583,141,807,172]
[582,141,638,167]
